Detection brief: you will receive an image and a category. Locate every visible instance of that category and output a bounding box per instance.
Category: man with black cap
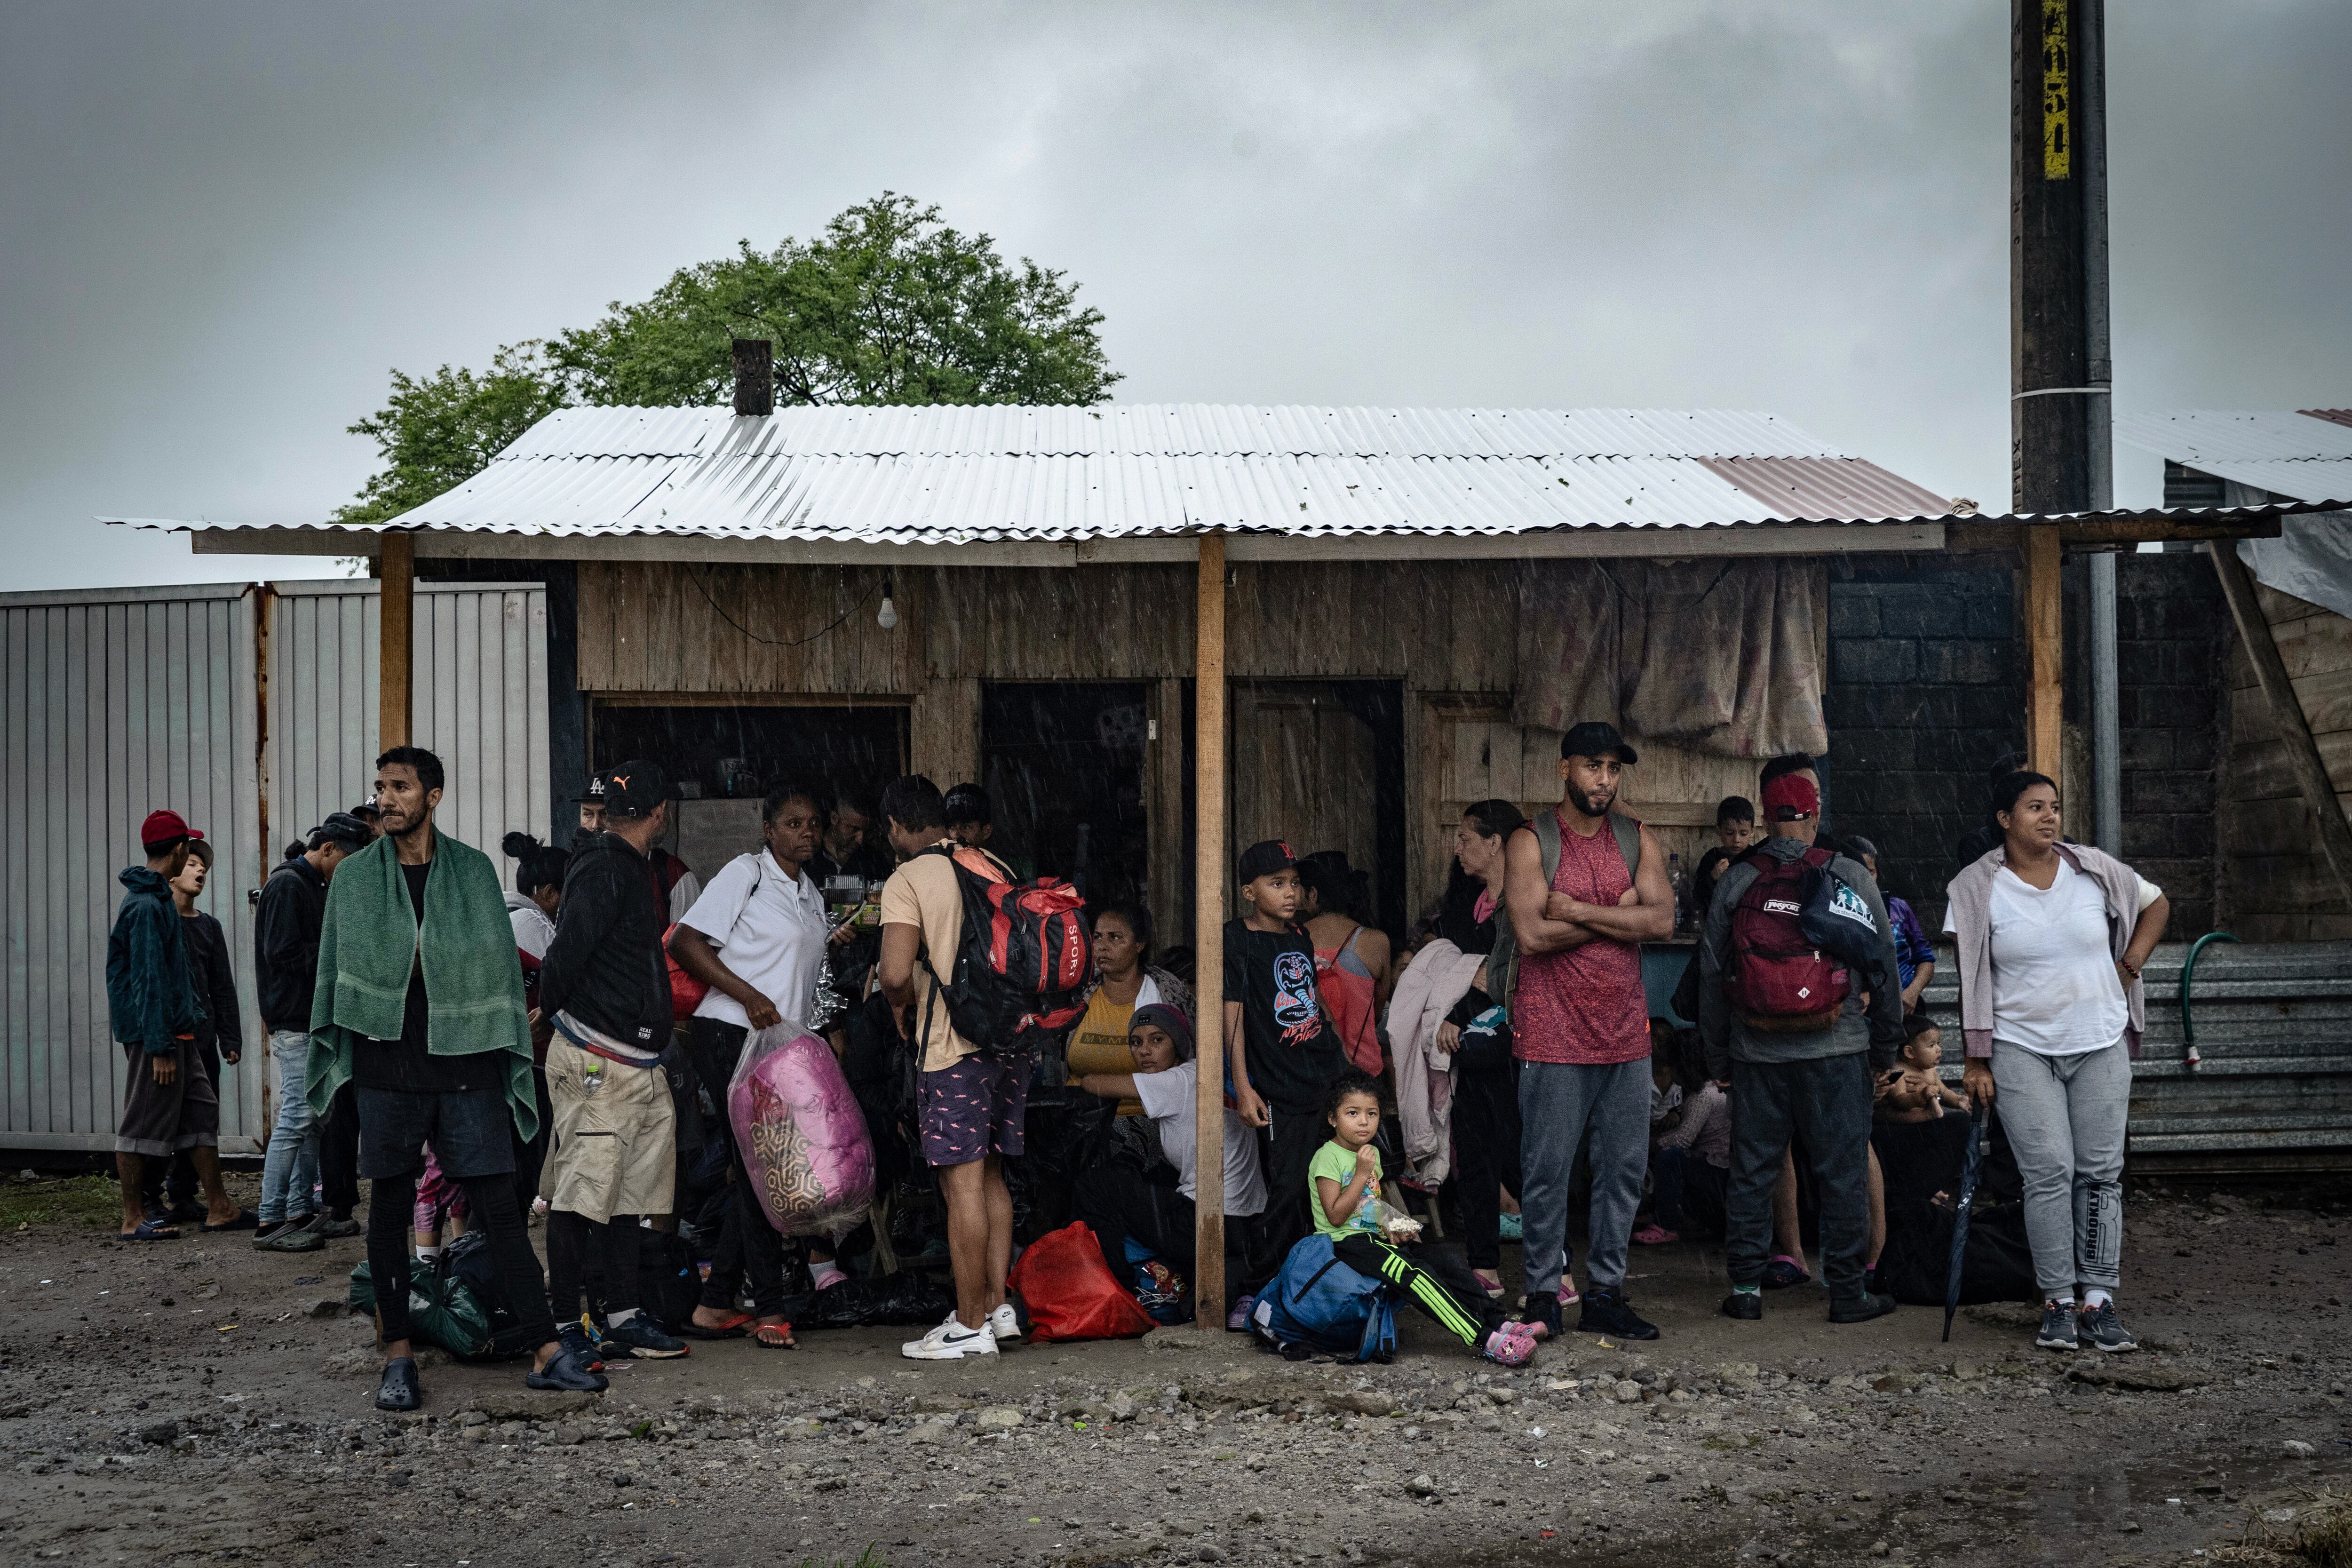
[1697,761,1902,1327]
[108,810,237,1240]
[540,761,689,1361]
[1225,837,1346,1289]
[1502,721,1676,1341]
[252,811,373,1250]
[579,775,701,923]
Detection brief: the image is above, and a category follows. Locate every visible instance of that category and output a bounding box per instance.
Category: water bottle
[1668,853,1691,934]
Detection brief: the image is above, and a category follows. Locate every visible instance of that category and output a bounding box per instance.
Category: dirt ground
[3,1169,2347,1568]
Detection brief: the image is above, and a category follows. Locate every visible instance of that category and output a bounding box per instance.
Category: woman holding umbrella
[1942,772,2168,1356]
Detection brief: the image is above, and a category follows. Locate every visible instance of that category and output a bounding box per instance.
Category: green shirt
[1309,1138,1384,1237]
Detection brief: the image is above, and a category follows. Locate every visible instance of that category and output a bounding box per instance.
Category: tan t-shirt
[879,841,1012,1073]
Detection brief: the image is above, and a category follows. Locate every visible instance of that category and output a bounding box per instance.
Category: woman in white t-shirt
[1069,1003,1275,1324]
[1943,771,2168,1357]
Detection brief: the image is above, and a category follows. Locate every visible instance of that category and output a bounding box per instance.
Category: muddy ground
[3,1171,2347,1568]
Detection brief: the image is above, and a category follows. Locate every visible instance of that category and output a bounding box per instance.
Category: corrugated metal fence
[0,580,547,1154]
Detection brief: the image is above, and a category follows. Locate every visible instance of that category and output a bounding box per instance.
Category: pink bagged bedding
[727,1023,875,1241]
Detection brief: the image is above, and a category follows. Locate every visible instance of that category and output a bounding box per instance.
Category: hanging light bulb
[876,580,898,630]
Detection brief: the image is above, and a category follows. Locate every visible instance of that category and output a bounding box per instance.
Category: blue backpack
[1251,1234,1397,1362]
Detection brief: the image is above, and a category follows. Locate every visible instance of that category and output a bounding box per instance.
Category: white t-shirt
[505,894,556,962]
[1132,1059,1269,1218]
[1943,859,2142,1056]
[677,849,829,1032]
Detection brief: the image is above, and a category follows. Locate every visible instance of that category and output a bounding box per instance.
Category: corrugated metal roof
[2116,409,2352,505]
[359,402,1950,545]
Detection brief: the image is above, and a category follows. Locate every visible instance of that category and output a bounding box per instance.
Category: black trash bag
[838,991,914,1191]
[637,1226,703,1332]
[1875,1194,2037,1306]
[440,1231,541,1360]
[348,1258,494,1359]
[779,1268,955,1330]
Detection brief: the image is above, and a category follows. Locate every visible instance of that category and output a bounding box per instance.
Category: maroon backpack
[1725,846,1851,1032]
[917,846,1093,1056]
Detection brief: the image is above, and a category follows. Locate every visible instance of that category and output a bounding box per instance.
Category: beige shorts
[541,1036,676,1223]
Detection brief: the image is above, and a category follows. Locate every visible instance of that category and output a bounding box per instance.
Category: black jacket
[181,910,243,1058]
[540,830,670,1050]
[253,853,327,1032]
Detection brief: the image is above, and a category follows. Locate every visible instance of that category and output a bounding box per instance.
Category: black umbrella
[1942,1104,1990,1343]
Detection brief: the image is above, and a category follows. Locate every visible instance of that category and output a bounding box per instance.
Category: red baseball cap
[140,809,203,849]
[1760,774,1819,822]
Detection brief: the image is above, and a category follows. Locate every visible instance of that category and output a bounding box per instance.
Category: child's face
[1329,1090,1381,1149]
[1130,1023,1177,1074]
[1243,868,1302,922]
[1718,817,1755,851]
[1902,1032,1943,1071]
[1652,1057,1677,1091]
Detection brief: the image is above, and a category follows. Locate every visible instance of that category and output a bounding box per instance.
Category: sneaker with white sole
[989,1301,1023,1342]
[2034,1299,2080,1351]
[903,1313,997,1361]
[2074,1299,2138,1353]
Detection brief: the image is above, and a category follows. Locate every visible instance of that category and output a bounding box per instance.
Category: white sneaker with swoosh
[902,1313,997,1361]
[989,1302,1023,1342]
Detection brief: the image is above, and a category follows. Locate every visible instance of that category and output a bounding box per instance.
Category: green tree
[332,342,567,525]
[336,193,1117,522]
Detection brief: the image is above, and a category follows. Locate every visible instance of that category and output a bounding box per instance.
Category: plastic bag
[779,1269,956,1330]
[728,1019,876,1241]
[348,1258,494,1360]
[1004,1221,1155,1342]
[1359,1196,1423,1244]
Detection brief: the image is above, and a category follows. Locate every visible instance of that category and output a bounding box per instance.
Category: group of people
[100,708,2172,1407]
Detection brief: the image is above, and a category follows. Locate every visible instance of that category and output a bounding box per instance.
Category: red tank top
[1510,812,1652,1067]
[1313,924,1383,1076]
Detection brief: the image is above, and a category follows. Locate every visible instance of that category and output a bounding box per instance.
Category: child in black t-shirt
[1224,839,1347,1304]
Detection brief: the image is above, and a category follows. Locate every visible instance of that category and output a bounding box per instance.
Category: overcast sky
[3,0,2346,591]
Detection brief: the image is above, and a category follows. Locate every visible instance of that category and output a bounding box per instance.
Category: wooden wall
[2220,580,2352,942]
[575,558,1791,925]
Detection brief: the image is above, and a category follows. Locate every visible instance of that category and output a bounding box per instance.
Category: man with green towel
[307,745,606,1411]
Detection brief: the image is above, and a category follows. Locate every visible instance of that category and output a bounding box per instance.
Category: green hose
[2179,931,2239,1066]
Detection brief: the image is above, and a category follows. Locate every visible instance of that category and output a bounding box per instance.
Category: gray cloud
[3,0,2345,589]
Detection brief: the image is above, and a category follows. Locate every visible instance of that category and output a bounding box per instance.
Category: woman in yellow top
[1066,902,1193,1117]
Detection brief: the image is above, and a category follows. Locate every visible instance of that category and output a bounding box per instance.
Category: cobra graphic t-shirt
[1224,918,1344,1112]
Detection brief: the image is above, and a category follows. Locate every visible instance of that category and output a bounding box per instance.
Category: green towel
[305,829,538,1141]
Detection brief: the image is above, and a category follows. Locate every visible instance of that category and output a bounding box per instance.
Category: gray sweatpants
[1517,1057,1650,1298]
[1991,1039,2129,1297]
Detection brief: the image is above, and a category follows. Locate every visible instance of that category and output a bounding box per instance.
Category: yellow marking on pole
[2042,0,2072,179]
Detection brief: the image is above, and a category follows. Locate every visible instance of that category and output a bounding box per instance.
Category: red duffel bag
[1005,1221,1156,1342]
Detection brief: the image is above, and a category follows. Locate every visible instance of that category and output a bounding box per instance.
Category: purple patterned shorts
[917,1050,1032,1168]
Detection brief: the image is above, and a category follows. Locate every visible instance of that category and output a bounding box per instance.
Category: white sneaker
[988,1302,1023,1342]
[901,1312,997,1361]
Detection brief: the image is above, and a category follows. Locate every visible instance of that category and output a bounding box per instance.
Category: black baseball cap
[1236,839,1297,884]
[577,777,607,806]
[943,782,992,826]
[600,760,671,819]
[1560,720,1637,765]
[314,812,374,851]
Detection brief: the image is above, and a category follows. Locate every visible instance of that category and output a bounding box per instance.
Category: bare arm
[2122,893,2169,974]
[1227,1000,1268,1127]
[1542,825,1676,945]
[879,922,921,1035]
[1900,957,1934,1011]
[1075,1071,1140,1101]
[1360,927,1396,1019]
[668,924,782,1030]
[1503,828,1597,956]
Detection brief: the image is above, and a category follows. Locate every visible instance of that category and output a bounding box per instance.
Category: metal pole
[2081,0,2122,854]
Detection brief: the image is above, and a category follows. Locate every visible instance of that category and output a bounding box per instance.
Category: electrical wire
[686,564,883,646]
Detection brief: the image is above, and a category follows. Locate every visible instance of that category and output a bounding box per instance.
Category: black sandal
[376,1357,421,1412]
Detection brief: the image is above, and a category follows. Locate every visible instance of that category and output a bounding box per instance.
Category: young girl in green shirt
[1313,1071,1535,1367]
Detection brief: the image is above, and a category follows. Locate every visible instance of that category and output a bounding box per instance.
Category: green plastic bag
[348,1259,495,1360]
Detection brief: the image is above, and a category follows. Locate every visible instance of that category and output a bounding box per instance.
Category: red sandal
[754,1321,795,1349]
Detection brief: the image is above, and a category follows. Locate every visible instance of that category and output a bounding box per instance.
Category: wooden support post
[2025,525,2064,781]
[1193,533,1228,1329]
[379,531,415,750]
[2209,542,2352,904]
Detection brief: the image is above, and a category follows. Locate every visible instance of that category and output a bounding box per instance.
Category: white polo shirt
[677,848,830,1032]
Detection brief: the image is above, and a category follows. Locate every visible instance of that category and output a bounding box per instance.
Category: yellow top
[1068,987,1144,1116]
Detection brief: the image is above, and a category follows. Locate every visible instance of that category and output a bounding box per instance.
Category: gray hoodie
[1697,834,1904,1082]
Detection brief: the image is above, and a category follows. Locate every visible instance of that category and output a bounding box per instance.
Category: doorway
[1231,680,1407,935]
[980,682,1151,907]
[588,697,907,879]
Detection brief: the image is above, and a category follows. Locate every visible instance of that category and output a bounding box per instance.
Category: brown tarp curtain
[1512,559,1829,758]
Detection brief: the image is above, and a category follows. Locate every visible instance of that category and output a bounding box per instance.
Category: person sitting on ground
[1875,1017,1970,1122]
[1847,836,1936,1014]
[254,813,372,1251]
[1313,1071,1535,1367]
[1632,1030,1688,1246]
[539,761,691,1364]
[1070,1003,1272,1313]
[145,836,253,1231]
[107,811,240,1241]
[1652,1035,1730,1238]
[307,748,602,1409]
[1298,851,1392,1078]
[1068,901,1196,1122]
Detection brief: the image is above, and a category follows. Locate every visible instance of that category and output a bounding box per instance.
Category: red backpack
[1726,846,1851,1032]
[918,846,1092,1056]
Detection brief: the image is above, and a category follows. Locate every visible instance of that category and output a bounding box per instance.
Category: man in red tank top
[1504,722,1675,1342]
